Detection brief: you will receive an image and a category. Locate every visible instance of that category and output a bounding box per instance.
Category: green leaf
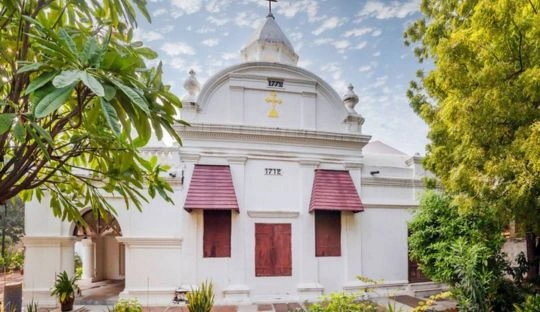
[136,47,158,59]
[79,72,104,97]
[13,121,26,142]
[34,85,75,118]
[109,78,150,115]
[58,28,77,55]
[0,113,16,134]
[28,126,50,160]
[30,122,53,144]
[17,62,44,73]
[133,0,152,23]
[100,98,121,136]
[25,71,58,95]
[103,84,116,101]
[53,70,81,88]
[81,37,99,65]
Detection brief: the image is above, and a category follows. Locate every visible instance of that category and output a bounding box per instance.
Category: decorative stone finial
[182,69,200,105]
[343,83,359,112]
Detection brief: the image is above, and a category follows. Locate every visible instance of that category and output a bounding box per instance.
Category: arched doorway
[73,210,125,304]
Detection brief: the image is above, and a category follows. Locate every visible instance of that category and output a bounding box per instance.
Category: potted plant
[51,271,80,311]
[186,280,215,312]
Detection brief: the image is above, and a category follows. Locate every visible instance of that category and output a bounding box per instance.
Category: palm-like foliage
[50,271,80,303]
[186,281,215,312]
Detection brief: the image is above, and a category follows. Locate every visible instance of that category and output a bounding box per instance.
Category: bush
[112,299,142,312]
[1,249,24,272]
[307,292,377,312]
[514,294,540,312]
[186,281,214,312]
[408,191,521,311]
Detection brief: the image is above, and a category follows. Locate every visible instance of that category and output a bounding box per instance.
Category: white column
[297,160,323,300]
[81,238,95,282]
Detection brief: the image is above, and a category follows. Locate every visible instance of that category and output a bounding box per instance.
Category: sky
[135,0,430,155]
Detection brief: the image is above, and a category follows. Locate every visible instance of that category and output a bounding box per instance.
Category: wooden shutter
[255,224,274,276]
[273,224,292,276]
[255,223,292,276]
[315,210,341,257]
[203,210,231,257]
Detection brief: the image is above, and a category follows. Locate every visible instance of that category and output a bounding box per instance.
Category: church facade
[23,11,431,306]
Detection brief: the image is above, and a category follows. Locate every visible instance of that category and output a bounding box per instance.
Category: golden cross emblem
[265,91,282,118]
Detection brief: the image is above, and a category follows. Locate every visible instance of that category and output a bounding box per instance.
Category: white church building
[22,9,431,306]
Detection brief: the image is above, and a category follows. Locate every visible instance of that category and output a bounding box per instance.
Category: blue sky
[136,0,429,155]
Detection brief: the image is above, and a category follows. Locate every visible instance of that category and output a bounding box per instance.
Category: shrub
[306,292,377,312]
[514,294,540,312]
[112,299,142,312]
[186,281,215,312]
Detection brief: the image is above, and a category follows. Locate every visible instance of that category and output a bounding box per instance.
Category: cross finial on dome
[266,0,277,18]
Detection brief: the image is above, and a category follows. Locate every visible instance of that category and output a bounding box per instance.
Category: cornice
[247,210,300,218]
[22,236,77,247]
[116,237,182,249]
[362,203,418,210]
[175,123,371,149]
[140,147,178,154]
[362,177,424,188]
[405,155,424,166]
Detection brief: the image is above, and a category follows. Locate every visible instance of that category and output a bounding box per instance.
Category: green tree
[0,0,183,221]
[1,198,25,257]
[405,0,540,276]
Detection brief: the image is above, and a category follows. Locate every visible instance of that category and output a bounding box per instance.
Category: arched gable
[189,62,353,134]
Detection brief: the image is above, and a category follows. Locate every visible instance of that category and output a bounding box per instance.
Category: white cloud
[152,8,167,17]
[298,59,313,68]
[312,16,346,36]
[222,52,238,61]
[373,51,381,57]
[343,27,373,37]
[133,29,163,42]
[313,38,332,46]
[372,29,383,37]
[161,42,195,56]
[358,0,419,19]
[196,26,216,33]
[353,41,368,50]
[167,57,185,70]
[171,0,202,16]
[289,31,303,42]
[371,76,388,88]
[358,65,372,72]
[202,38,220,47]
[207,15,229,26]
[235,11,262,29]
[277,0,321,22]
[205,0,232,13]
[159,25,174,33]
[332,40,350,51]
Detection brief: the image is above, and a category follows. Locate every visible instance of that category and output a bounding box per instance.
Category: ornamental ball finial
[343,83,359,112]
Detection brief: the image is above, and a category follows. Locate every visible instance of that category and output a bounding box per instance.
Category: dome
[240,13,299,66]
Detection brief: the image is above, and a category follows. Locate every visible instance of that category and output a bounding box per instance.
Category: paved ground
[0,271,24,298]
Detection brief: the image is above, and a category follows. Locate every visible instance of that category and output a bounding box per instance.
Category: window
[315,210,341,257]
[255,223,292,276]
[203,210,231,257]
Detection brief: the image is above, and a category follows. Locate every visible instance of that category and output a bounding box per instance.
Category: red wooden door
[255,223,292,276]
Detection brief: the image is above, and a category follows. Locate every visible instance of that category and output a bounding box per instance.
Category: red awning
[309,169,364,213]
[184,164,239,212]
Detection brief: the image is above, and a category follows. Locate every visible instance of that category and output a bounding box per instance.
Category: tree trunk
[526,231,539,279]
[1,202,5,259]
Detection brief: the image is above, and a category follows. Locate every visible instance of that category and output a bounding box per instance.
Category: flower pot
[61,297,74,311]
